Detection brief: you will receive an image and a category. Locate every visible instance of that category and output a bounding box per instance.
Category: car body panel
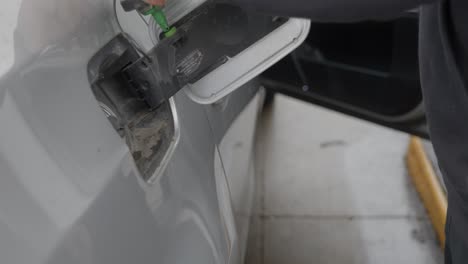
[217,95,261,259]
[0,0,261,263]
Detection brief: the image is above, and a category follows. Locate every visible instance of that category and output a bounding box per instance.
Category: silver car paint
[0,0,259,263]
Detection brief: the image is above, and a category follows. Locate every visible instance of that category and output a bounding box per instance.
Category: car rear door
[261,12,428,138]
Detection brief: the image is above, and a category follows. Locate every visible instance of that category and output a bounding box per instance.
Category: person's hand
[144,0,166,6]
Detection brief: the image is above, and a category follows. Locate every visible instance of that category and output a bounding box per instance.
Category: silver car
[0,0,428,263]
[0,0,308,263]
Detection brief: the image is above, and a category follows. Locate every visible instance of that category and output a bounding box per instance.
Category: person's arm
[232,0,437,22]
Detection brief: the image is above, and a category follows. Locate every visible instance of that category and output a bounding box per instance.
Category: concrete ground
[245,95,443,264]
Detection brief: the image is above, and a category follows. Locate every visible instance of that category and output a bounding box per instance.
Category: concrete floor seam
[258,214,428,221]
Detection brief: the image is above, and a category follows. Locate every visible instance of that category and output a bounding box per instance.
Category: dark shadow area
[262,14,422,117]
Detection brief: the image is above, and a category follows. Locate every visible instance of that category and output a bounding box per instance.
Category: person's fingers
[144,0,166,6]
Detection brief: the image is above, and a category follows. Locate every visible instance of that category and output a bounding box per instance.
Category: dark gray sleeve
[232,0,438,22]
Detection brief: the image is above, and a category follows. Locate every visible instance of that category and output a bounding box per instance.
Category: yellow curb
[406,137,447,249]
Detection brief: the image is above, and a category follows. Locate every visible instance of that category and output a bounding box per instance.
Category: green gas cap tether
[143,6,177,38]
